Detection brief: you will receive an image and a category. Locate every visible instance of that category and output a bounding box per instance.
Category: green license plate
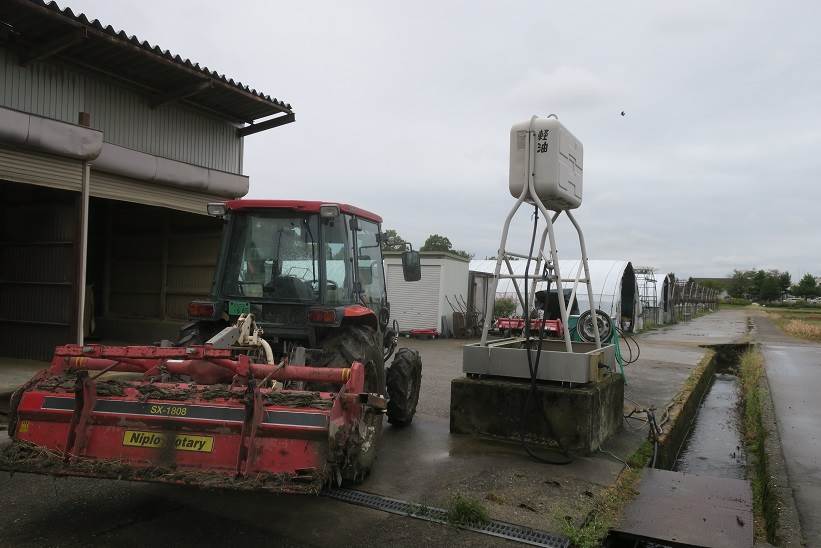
[228,300,250,315]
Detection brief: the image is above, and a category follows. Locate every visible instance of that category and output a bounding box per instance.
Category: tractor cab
[186,200,420,351]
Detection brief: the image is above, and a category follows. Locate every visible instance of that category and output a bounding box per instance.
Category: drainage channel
[323,488,570,548]
[608,343,754,547]
[673,371,746,477]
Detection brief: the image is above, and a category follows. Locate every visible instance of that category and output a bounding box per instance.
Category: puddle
[673,373,746,478]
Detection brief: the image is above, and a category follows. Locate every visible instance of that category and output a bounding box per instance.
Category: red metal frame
[408,328,439,338]
[224,199,383,224]
[495,317,564,335]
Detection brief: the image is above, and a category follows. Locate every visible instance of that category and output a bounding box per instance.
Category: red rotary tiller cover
[0,344,385,494]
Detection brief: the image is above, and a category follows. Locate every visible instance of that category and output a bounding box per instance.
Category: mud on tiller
[1,314,385,493]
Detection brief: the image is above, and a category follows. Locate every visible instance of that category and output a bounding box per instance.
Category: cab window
[355,219,385,306]
[322,215,354,305]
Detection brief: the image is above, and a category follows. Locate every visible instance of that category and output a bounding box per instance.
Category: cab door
[353,218,387,322]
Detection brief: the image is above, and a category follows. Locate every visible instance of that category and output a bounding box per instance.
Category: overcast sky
[71,0,821,279]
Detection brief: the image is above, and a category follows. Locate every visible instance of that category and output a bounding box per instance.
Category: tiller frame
[2,340,385,494]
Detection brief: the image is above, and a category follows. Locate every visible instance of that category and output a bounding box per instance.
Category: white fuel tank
[509,117,583,210]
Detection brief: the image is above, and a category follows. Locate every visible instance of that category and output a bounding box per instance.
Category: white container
[509,117,583,210]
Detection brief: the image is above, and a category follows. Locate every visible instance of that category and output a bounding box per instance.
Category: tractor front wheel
[317,325,385,484]
[386,348,422,426]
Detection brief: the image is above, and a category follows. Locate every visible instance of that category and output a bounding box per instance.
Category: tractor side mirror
[401,250,421,282]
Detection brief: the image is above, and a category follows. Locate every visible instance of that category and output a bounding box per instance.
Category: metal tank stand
[464,120,613,384]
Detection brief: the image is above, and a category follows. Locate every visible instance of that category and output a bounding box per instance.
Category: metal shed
[384,251,470,335]
[0,0,293,360]
[660,273,677,324]
[634,268,659,329]
[469,259,640,332]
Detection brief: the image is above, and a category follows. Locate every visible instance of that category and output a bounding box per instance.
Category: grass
[446,494,490,527]
[766,307,821,341]
[738,347,778,543]
[559,441,654,548]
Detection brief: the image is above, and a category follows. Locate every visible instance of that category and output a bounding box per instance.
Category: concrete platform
[449,372,624,454]
[610,468,753,547]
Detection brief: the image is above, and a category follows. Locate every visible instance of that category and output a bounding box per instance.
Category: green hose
[613,328,627,382]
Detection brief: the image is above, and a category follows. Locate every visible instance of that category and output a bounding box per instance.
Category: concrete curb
[654,350,716,469]
[760,361,805,547]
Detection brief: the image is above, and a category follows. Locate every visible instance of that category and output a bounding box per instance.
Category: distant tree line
[792,273,820,299]
[381,229,473,259]
[727,269,819,301]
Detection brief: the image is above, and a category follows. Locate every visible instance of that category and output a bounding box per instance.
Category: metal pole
[76,161,90,345]
[565,210,601,348]
[479,182,528,345]
[530,194,573,352]
[528,211,562,311]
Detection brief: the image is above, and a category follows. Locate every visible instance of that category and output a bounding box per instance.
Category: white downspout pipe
[76,161,90,345]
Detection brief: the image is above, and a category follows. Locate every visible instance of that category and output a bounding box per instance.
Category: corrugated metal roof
[0,0,293,124]
[470,259,635,321]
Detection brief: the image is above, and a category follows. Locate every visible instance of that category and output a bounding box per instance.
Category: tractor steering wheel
[311,280,339,292]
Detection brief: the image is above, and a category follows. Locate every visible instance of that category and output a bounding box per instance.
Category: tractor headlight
[319,204,340,219]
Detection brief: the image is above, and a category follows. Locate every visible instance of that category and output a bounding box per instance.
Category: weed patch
[780,319,821,341]
[446,494,489,526]
[559,441,651,548]
[766,308,821,341]
[739,348,778,543]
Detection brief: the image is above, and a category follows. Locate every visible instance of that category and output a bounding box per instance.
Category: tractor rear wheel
[316,324,385,484]
[386,348,422,426]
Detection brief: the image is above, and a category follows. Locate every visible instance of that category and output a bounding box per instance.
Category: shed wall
[386,262,441,331]
[437,258,470,326]
[385,255,469,334]
[0,48,241,173]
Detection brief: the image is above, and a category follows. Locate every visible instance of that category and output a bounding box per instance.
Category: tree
[728,270,752,298]
[420,234,452,252]
[494,297,517,318]
[725,269,792,301]
[420,234,474,259]
[778,272,792,294]
[759,276,781,302]
[751,270,767,299]
[381,228,407,252]
[792,273,818,299]
[452,249,474,260]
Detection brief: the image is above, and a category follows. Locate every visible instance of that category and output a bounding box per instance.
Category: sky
[68,0,821,279]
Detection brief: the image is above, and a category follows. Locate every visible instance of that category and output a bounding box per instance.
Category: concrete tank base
[449,372,624,455]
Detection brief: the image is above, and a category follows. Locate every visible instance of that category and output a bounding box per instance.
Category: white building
[384,251,469,334]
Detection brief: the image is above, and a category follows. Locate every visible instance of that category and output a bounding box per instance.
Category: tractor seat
[265,275,313,301]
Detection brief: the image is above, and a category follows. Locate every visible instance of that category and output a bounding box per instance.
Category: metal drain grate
[323,488,569,548]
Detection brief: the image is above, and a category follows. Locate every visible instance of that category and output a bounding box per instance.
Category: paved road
[757,315,821,544]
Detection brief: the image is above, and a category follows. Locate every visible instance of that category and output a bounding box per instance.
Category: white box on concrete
[384,250,469,334]
[509,117,583,210]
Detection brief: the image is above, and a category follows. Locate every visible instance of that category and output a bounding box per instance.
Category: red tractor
[1,200,423,492]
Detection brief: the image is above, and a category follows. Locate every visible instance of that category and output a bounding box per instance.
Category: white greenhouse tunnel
[469,259,641,331]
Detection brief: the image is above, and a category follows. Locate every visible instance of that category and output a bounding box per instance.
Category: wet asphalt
[0,336,516,548]
[757,314,821,545]
[0,314,753,547]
